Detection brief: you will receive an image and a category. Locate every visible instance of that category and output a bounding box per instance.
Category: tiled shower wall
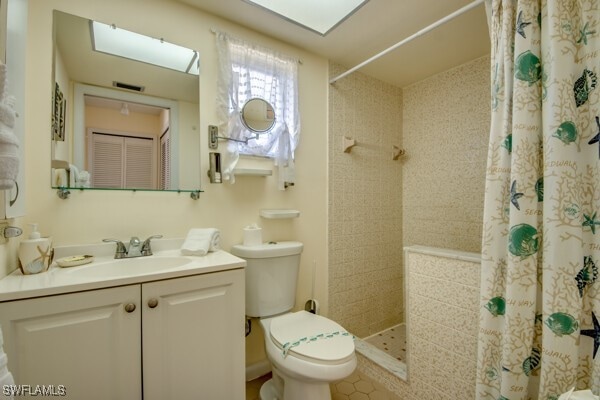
[328,62,403,338]
[402,55,491,253]
[358,248,481,400]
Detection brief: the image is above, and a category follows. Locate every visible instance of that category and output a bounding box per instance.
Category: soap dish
[55,255,94,268]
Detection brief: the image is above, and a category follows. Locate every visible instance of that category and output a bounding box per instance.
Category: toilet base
[259,373,332,400]
[259,379,280,400]
[283,378,331,400]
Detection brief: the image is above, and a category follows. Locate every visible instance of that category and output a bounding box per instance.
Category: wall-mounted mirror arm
[208,125,258,149]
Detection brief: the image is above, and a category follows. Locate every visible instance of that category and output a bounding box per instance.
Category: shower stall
[327,52,490,376]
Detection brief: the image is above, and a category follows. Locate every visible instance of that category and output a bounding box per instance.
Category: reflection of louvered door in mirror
[89,132,156,189]
[159,129,171,190]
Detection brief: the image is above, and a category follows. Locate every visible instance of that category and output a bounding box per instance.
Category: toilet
[231,241,356,400]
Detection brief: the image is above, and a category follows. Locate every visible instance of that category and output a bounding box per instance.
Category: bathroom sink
[65,256,193,279]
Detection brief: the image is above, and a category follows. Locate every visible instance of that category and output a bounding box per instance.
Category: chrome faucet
[127,237,142,257]
[140,235,163,256]
[103,235,163,259]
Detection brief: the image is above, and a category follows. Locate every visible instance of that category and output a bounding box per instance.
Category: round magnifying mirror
[240,98,275,132]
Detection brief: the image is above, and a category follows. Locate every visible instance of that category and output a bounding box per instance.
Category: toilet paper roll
[243,224,262,247]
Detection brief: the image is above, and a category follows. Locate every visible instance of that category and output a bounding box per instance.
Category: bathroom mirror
[240,98,276,132]
[50,10,201,192]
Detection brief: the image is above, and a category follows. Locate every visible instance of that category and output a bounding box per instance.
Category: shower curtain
[477,1,599,399]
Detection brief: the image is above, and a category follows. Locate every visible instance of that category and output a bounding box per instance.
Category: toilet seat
[268,311,355,364]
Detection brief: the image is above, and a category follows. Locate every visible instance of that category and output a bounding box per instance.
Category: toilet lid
[269,311,355,362]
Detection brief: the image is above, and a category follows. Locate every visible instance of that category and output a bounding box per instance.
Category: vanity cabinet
[0,268,245,399]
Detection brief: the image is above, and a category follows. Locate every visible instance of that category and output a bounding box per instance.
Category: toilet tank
[231,241,303,318]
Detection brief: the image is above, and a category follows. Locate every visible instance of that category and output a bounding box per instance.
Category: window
[91,21,199,75]
[216,32,300,189]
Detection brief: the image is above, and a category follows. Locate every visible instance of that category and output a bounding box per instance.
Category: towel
[0,62,19,190]
[0,127,18,190]
[0,324,15,399]
[558,388,599,400]
[53,168,68,187]
[76,170,91,188]
[181,228,221,256]
[69,164,79,187]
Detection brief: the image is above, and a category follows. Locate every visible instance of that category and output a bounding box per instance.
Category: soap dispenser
[18,224,52,275]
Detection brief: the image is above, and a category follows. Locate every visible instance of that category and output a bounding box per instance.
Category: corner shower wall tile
[406,251,480,400]
[402,55,490,253]
[328,62,404,338]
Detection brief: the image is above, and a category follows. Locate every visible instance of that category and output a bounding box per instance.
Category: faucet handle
[141,235,163,256]
[103,238,127,259]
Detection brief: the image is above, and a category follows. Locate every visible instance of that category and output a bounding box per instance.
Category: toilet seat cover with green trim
[269,311,355,362]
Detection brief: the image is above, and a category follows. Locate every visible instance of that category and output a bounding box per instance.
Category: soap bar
[55,255,94,268]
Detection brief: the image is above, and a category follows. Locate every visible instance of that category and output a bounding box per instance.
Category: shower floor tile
[364,324,406,362]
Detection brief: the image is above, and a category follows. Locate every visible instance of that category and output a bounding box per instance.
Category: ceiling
[175,0,491,88]
[54,11,199,104]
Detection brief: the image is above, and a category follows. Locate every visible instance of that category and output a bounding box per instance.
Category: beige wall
[1,0,329,368]
[85,106,161,137]
[358,249,480,399]
[328,62,404,338]
[402,55,490,253]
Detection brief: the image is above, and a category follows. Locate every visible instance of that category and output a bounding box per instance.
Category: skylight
[90,21,199,75]
[244,0,369,35]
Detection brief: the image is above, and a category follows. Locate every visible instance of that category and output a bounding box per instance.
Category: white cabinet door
[142,269,245,400]
[0,285,141,400]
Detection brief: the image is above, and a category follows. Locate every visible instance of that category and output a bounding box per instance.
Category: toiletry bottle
[18,224,53,275]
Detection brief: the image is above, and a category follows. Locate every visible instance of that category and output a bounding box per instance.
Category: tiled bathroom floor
[364,324,406,362]
[246,373,271,400]
[246,371,401,400]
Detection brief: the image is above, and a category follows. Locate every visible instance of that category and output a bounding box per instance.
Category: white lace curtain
[215,31,300,190]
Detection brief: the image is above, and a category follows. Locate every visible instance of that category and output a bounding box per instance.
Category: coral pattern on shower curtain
[477,0,600,399]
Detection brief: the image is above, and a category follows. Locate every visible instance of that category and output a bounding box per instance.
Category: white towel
[0,323,15,400]
[76,170,90,188]
[181,228,221,256]
[0,128,18,190]
[69,164,79,187]
[0,62,19,191]
[0,103,15,129]
[558,388,599,400]
[0,367,15,398]
[54,169,68,187]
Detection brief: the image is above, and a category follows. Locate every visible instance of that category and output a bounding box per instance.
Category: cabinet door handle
[124,303,136,313]
[147,298,159,308]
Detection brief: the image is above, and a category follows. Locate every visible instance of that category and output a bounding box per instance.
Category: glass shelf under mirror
[53,187,203,200]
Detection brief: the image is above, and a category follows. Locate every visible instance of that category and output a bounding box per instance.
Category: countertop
[0,238,246,302]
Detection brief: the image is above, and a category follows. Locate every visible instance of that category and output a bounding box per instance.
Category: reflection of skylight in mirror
[244,0,369,35]
[91,21,199,75]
